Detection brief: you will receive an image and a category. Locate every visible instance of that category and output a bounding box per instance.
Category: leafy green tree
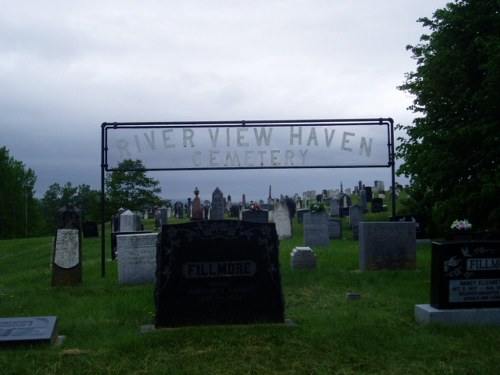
[40,182,78,233]
[105,159,164,214]
[397,0,500,234]
[0,146,39,239]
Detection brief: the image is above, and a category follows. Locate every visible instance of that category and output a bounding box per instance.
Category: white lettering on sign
[182,261,257,278]
[467,258,500,271]
[108,124,389,170]
[449,279,500,303]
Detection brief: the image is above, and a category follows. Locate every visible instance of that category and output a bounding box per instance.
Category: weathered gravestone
[0,316,58,346]
[273,201,292,240]
[303,212,329,247]
[155,220,285,327]
[210,187,224,220]
[349,204,364,240]
[296,209,309,224]
[157,206,168,226]
[117,233,158,285]
[390,215,426,239]
[430,241,500,309]
[52,205,82,286]
[329,199,340,217]
[290,247,317,270]
[328,219,343,239]
[119,210,137,232]
[111,209,145,260]
[359,222,416,271]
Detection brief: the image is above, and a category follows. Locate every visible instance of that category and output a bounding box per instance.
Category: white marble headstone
[117,233,158,285]
[54,229,79,269]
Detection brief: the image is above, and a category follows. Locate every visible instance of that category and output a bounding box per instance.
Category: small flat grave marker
[0,316,58,346]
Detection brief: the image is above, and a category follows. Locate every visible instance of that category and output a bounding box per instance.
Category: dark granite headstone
[0,316,58,346]
[155,220,285,327]
[297,209,309,224]
[431,241,500,309]
[229,205,239,217]
[365,186,373,202]
[82,221,98,237]
[242,210,269,223]
[371,198,384,213]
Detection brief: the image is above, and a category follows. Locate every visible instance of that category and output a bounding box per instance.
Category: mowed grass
[1,218,499,375]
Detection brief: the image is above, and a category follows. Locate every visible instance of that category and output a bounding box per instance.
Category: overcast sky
[1,0,449,203]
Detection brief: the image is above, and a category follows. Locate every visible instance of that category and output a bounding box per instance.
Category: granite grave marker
[430,241,500,309]
[155,220,285,327]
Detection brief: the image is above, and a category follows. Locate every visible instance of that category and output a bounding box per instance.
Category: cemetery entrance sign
[101,118,395,276]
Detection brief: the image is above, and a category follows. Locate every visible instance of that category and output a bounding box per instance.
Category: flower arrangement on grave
[450,219,472,231]
[250,203,262,212]
[309,202,326,213]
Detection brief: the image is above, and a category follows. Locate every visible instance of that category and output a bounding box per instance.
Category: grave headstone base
[415,304,500,326]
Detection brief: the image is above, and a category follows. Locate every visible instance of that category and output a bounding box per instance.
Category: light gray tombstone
[117,233,158,285]
[349,204,364,229]
[158,206,168,226]
[0,316,59,345]
[329,199,340,217]
[167,207,172,218]
[119,210,136,232]
[290,247,317,270]
[303,212,329,247]
[273,201,292,239]
[210,187,224,220]
[53,229,80,269]
[359,222,416,271]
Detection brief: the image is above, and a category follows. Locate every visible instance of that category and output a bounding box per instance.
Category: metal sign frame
[100,118,395,276]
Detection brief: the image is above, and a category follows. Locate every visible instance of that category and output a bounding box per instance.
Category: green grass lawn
[1,218,499,374]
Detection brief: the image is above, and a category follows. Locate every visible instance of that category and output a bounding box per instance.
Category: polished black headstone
[431,241,500,309]
[155,220,285,327]
[0,316,58,346]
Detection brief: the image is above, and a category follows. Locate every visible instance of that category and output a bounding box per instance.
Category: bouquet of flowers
[309,202,326,213]
[250,203,262,211]
[450,219,472,231]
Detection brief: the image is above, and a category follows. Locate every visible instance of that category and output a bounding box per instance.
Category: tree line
[0,149,166,239]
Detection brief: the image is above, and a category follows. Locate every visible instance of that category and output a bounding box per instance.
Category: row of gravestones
[5,205,497,346]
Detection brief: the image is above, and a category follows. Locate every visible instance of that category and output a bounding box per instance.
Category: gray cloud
[1,0,447,200]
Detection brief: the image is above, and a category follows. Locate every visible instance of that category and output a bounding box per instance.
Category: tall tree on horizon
[0,146,38,239]
[105,159,164,214]
[397,0,500,234]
